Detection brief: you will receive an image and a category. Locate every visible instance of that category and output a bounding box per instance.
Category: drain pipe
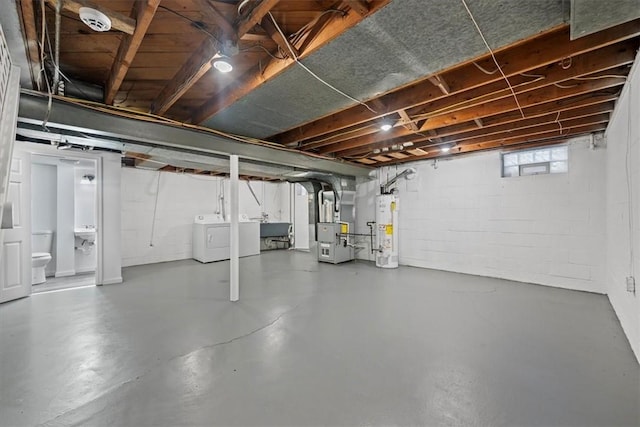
[53,0,62,94]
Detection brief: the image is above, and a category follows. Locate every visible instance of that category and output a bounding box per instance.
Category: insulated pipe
[230,155,239,302]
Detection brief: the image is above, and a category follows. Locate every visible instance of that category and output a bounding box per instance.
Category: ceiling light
[373,148,381,154]
[79,7,112,32]
[403,142,414,147]
[380,122,392,131]
[213,58,233,73]
[440,145,450,153]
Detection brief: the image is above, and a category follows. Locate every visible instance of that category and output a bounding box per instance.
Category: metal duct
[63,79,104,103]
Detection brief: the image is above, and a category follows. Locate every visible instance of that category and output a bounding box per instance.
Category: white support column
[229,155,239,301]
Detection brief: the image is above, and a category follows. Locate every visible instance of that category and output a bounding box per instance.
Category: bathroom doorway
[30,154,99,294]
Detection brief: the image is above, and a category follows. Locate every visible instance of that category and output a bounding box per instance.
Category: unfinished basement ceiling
[11,0,640,170]
[203,0,568,137]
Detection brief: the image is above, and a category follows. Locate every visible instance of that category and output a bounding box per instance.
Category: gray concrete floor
[1,251,638,426]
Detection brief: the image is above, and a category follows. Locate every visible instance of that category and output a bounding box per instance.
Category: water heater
[376,194,398,268]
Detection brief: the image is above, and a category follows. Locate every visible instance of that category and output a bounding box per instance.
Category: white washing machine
[192,214,260,263]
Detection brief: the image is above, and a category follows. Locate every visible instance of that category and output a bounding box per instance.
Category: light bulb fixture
[373,148,381,154]
[440,144,455,153]
[380,122,393,131]
[213,57,233,73]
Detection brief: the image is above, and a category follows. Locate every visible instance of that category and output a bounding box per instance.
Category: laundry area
[1,1,639,426]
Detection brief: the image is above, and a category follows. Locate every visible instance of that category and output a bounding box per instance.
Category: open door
[0,148,32,303]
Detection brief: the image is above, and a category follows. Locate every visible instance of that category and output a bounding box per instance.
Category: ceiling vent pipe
[381,167,417,194]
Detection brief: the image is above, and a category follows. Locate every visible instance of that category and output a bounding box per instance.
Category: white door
[0,149,31,303]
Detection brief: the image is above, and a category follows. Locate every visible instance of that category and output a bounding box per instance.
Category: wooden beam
[376,124,606,165]
[429,75,450,95]
[332,89,618,156]
[418,76,624,132]
[46,0,136,34]
[236,0,281,39]
[310,41,635,153]
[105,0,161,105]
[260,14,299,58]
[295,5,344,54]
[274,19,640,145]
[191,0,391,124]
[342,0,369,17]
[150,37,221,115]
[434,113,611,147]
[397,109,419,131]
[17,0,42,90]
[336,97,616,157]
[204,0,236,41]
[150,0,280,116]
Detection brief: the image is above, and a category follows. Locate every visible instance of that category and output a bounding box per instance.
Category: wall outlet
[626,276,635,293]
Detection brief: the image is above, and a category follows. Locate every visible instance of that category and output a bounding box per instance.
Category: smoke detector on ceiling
[79,7,112,32]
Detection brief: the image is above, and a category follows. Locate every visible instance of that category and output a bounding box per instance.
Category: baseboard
[75,267,96,274]
[98,276,123,286]
[55,270,76,278]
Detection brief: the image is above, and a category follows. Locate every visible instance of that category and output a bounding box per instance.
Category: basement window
[502,146,568,177]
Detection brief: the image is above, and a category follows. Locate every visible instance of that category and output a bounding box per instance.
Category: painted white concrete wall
[55,163,75,277]
[356,136,606,294]
[604,54,640,362]
[120,169,291,267]
[98,151,122,285]
[74,167,97,274]
[74,167,96,228]
[31,163,56,232]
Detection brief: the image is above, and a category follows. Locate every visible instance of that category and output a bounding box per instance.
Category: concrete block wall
[604,52,640,362]
[356,136,606,294]
[121,168,290,267]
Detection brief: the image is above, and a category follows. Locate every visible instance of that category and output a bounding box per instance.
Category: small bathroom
[31,154,98,292]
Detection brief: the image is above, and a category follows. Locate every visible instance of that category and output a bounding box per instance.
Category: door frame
[16,141,106,285]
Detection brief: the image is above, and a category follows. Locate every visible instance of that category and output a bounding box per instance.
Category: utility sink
[74,227,96,243]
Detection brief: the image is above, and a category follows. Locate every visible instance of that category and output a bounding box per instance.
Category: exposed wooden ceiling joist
[104,0,161,105]
[311,39,635,155]
[274,19,640,146]
[16,0,42,90]
[150,0,281,116]
[337,98,617,157]
[45,0,136,34]
[375,123,607,166]
[190,0,392,124]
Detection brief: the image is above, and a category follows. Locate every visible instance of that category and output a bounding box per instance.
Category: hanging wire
[461,0,525,119]
[149,171,162,247]
[266,12,378,115]
[554,111,563,134]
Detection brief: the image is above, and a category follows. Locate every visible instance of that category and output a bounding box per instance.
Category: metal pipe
[381,167,417,194]
[246,181,261,206]
[230,155,239,302]
[53,0,62,94]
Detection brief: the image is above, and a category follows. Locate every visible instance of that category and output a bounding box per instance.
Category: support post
[230,155,239,301]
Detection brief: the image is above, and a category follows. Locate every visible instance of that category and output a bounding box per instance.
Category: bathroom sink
[74,227,96,243]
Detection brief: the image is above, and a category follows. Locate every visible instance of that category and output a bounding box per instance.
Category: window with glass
[502,146,568,177]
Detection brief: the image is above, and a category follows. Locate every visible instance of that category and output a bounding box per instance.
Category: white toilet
[32,231,53,285]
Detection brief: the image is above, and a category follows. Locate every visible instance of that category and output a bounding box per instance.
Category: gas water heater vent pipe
[381,167,416,194]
